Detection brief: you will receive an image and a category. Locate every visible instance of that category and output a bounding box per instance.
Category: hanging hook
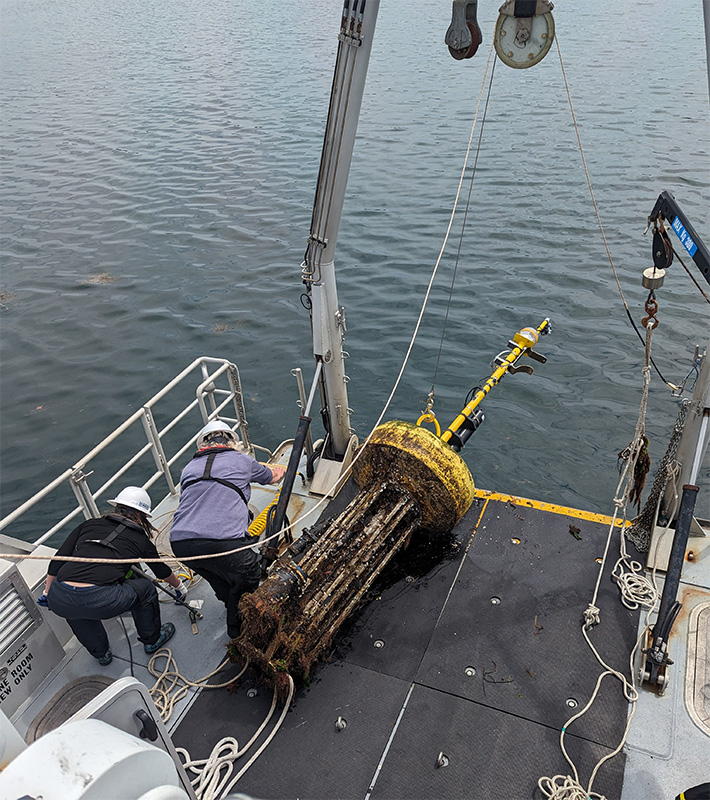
[417,391,441,436]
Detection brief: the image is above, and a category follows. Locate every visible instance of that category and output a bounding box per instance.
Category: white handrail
[0,357,250,546]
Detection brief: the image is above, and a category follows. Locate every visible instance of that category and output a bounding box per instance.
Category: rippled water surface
[1,0,709,530]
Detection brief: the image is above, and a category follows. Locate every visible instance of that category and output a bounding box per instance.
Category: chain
[625,399,690,553]
[641,291,659,329]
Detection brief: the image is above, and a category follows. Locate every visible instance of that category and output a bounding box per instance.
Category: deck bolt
[687,551,695,562]
[246,688,258,699]
[566,697,578,709]
[465,666,476,677]
[435,752,449,768]
[335,716,347,731]
[490,596,501,605]
[374,639,385,649]
[405,575,415,583]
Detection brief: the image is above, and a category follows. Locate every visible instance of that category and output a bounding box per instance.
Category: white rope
[540,322,660,798]
[176,675,295,800]
[148,650,249,723]
[148,646,296,800]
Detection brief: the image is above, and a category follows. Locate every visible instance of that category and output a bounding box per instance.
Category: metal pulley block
[652,226,674,269]
[494,0,555,69]
[445,0,483,60]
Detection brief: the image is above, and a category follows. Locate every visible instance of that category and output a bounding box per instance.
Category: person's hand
[270,465,286,484]
[173,580,189,603]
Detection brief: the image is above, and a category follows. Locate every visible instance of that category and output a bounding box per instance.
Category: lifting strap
[181,451,250,510]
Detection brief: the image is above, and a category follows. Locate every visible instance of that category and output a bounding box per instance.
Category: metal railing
[0,357,255,548]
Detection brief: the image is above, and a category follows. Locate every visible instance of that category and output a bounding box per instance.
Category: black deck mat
[332,538,465,682]
[368,684,625,800]
[173,661,410,800]
[416,497,639,749]
[172,496,640,799]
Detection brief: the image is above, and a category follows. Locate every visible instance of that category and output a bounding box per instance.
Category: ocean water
[1,0,709,534]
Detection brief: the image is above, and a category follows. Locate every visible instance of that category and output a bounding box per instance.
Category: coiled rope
[539,321,659,799]
[176,674,295,800]
[145,645,295,800]
[148,651,247,723]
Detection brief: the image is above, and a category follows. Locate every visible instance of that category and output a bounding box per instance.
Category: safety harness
[74,517,143,579]
[180,449,252,517]
[83,522,129,554]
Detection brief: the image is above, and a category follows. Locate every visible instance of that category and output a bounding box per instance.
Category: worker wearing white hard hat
[45,486,182,665]
[170,420,286,639]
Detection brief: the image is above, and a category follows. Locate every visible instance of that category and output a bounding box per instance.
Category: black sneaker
[144,622,175,654]
[96,650,113,666]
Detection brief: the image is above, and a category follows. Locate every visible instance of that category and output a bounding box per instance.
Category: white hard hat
[197,420,239,450]
[108,486,152,517]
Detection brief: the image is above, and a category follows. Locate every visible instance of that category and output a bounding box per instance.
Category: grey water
[1,0,709,536]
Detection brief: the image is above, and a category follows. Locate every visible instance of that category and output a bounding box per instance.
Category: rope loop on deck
[582,603,600,630]
[538,774,605,800]
[176,674,295,800]
[149,651,249,722]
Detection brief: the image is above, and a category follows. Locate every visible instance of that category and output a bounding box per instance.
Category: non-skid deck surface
[172,494,639,800]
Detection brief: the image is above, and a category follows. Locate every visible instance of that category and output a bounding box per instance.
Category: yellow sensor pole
[441,318,550,451]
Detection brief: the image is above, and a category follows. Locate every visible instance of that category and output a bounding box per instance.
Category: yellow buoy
[352,420,474,532]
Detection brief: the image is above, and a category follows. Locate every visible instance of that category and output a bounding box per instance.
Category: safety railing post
[200,360,218,418]
[141,407,177,496]
[1,357,253,548]
[70,468,100,520]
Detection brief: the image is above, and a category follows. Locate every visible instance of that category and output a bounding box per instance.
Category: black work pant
[47,578,161,657]
[171,537,260,638]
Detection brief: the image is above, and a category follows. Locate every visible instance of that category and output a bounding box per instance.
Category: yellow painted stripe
[473,488,629,527]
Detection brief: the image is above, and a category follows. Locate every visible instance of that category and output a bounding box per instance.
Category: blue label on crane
[671,216,698,257]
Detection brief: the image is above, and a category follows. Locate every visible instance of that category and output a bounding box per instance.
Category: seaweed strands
[234,481,420,699]
[232,419,475,700]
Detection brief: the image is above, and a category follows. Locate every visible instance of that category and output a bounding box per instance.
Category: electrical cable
[118,615,135,678]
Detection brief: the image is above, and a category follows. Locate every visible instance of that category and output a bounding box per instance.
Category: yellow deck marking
[473,489,628,527]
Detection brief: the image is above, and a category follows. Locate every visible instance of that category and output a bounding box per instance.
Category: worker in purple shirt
[170,420,286,639]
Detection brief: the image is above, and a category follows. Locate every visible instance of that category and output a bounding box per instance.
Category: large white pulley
[494,0,555,69]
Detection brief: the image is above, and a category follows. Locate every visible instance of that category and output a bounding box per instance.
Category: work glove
[173,580,189,603]
[37,594,49,607]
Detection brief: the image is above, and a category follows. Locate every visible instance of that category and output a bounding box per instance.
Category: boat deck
[168,488,710,800]
[11,484,708,799]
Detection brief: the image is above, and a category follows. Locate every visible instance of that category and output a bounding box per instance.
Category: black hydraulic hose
[268,416,312,539]
[651,484,699,646]
[306,439,324,480]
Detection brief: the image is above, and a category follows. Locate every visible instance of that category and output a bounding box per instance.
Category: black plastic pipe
[651,483,699,647]
[268,415,312,540]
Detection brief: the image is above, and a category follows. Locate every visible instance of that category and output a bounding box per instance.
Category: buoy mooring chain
[232,319,550,699]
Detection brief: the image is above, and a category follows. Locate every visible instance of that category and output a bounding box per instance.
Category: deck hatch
[686,600,710,737]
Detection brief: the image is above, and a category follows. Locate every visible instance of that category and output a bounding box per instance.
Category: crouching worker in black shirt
[45,486,181,666]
